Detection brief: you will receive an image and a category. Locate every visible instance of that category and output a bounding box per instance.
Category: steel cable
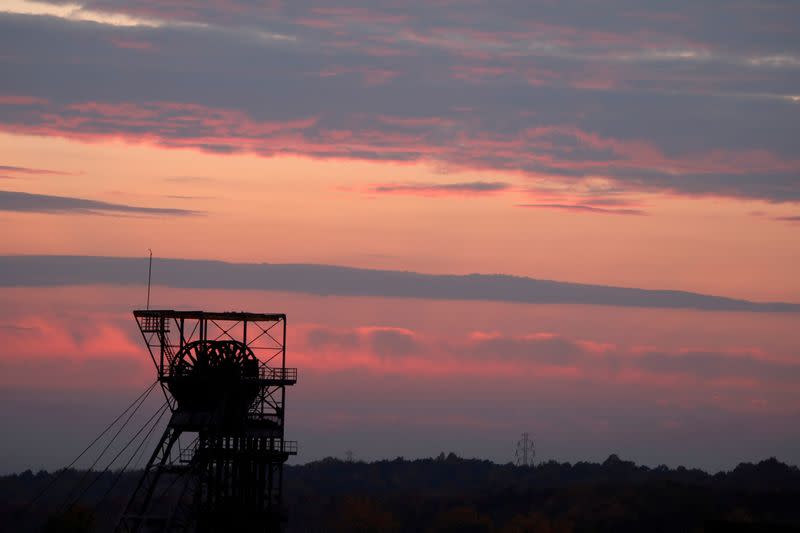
[23,380,158,510]
[58,382,158,513]
[91,401,170,510]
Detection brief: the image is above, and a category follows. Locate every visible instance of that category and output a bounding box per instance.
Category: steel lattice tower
[116,310,297,533]
[514,432,535,466]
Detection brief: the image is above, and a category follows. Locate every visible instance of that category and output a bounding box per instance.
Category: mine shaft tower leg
[116,311,298,533]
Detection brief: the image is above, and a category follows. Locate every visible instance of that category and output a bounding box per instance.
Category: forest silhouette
[3,454,800,532]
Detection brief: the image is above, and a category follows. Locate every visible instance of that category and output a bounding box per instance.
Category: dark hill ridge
[285,454,800,493]
[288,455,800,532]
[3,455,800,532]
[1,255,799,312]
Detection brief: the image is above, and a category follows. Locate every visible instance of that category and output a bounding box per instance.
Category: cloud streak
[0,164,71,176]
[0,190,201,216]
[371,181,511,196]
[517,203,646,215]
[0,255,796,312]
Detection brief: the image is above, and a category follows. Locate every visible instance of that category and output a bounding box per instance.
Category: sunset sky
[0,0,799,473]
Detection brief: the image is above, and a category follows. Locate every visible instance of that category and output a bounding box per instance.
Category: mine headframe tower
[116,310,297,533]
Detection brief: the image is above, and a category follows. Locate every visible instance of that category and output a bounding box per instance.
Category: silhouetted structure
[514,432,535,466]
[116,310,297,532]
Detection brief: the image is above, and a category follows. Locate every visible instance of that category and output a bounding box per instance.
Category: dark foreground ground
[2,454,800,532]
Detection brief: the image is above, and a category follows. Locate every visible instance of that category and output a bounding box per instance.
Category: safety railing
[278,440,298,454]
[178,438,200,464]
[158,361,296,383]
[257,365,297,382]
[140,315,169,332]
[247,412,281,426]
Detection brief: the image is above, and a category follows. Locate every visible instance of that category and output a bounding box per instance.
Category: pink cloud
[292,323,800,405]
[0,313,147,388]
[0,285,797,420]
[2,97,798,203]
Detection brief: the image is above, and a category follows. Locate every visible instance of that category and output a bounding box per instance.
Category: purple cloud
[0,190,201,216]
[517,203,647,216]
[371,181,511,195]
[0,3,798,202]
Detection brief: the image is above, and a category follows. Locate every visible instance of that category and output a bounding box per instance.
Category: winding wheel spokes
[173,340,258,378]
[168,340,260,414]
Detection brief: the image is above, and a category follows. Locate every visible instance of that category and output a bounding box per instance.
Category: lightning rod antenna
[146,249,152,310]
